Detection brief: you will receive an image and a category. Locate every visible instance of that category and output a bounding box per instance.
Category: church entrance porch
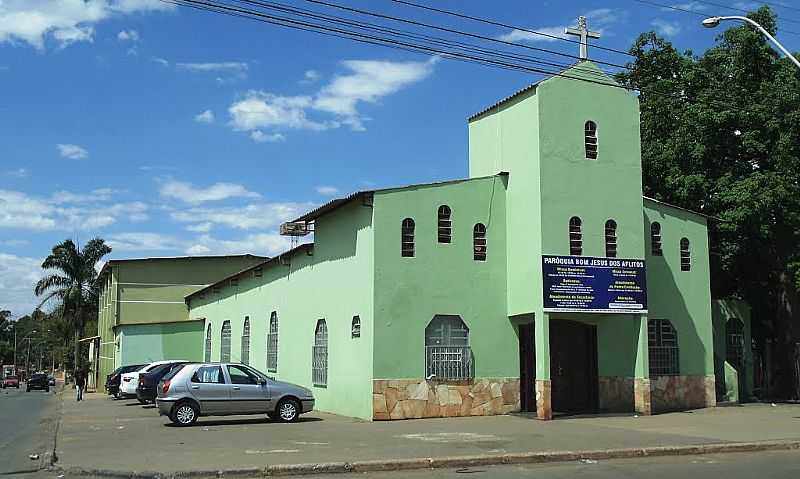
[549,319,598,415]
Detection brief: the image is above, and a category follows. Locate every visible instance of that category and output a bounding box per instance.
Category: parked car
[136,362,186,404]
[156,363,315,426]
[26,373,49,392]
[119,361,187,398]
[2,375,19,389]
[106,364,145,399]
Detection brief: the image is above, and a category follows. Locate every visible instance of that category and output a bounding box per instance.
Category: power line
[758,1,800,15]
[387,0,637,58]
[690,0,800,25]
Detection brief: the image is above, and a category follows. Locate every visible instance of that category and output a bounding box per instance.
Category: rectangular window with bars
[648,319,679,376]
[267,313,278,373]
[312,319,328,387]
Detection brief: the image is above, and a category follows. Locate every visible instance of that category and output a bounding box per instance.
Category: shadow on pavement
[164,416,323,428]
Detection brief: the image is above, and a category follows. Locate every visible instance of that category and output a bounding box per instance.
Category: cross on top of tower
[564,16,601,61]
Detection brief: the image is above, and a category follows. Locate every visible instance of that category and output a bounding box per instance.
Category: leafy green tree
[617,7,800,398]
[34,238,111,372]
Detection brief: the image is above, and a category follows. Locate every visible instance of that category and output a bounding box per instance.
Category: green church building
[186,60,723,421]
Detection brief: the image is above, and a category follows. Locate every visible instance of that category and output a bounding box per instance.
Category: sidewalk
[54,392,800,476]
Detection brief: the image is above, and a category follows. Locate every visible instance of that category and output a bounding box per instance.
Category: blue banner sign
[542,255,648,313]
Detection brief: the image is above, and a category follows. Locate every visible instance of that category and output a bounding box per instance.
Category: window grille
[267,312,278,372]
[401,218,415,257]
[425,315,473,380]
[312,319,328,387]
[726,318,745,370]
[569,216,582,255]
[254,267,263,278]
[585,121,598,159]
[220,320,231,363]
[241,317,250,365]
[605,219,617,258]
[204,324,212,362]
[473,223,487,261]
[680,238,691,271]
[437,205,452,243]
[213,286,221,294]
[351,316,361,338]
[651,222,663,256]
[230,278,238,287]
[648,319,679,376]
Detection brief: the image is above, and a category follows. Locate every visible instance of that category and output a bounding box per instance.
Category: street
[0,383,59,475]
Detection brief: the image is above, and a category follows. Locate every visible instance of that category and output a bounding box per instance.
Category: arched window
[312,319,328,387]
[680,238,691,271]
[267,312,278,372]
[585,121,598,160]
[351,316,361,338]
[605,219,617,258]
[220,320,231,363]
[437,205,452,243]
[401,218,415,257]
[648,319,679,376]
[425,315,472,380]
[204,323,212,362]
[651,222,663,256]
[726,318,745,370]
[473,223,487,261]
[241,317,250,365]
[569,216,582,255]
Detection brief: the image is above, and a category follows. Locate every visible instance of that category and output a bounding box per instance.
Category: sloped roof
[97,254,266,279]
[643,196,713,220]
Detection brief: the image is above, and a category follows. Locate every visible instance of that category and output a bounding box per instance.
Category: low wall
[650,375,716,412]
[598,376,635,412]
[373,378,520,420]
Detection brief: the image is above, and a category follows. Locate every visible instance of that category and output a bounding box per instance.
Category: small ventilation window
[351,316,361,338]
[680,238,691,271]
[401,218,415,257]
[241,317,250,365]
[473,223,487,261]
[230,278,239,287]
[605,219,617,258]
[569,216,582,256]
[267,312,278,372]
[651,222,663,256]
[437,205,452,243]
[254,267,263,278]
[312,319,328,387]
[585,121,598,160]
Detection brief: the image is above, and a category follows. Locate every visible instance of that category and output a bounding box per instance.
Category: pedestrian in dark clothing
[75,369,85,401]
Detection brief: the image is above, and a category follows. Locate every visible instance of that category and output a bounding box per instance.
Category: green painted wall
[712,298,753,401]
[372,176,515,379]
[644,200,714,376]
[118,321,204,365]
[190,201,375,419]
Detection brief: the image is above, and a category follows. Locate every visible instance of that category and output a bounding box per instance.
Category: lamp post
[16,329,36,373]
[703,16,800,70]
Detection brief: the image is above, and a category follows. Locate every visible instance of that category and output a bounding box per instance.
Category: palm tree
[34,238,111,370]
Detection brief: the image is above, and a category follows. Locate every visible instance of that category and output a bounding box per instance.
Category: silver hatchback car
[156,363,315,426]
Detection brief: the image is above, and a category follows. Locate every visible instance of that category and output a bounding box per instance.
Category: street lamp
[703,16,800,70]
[14,329,36,371]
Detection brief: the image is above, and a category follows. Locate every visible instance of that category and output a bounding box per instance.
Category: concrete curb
[51,439,800,478]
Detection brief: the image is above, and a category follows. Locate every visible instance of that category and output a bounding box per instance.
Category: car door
[225,365,270,414]
[188,365,230,415]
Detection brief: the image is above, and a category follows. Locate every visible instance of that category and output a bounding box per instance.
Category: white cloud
[117,29,139,42]
[0,0,172,49]
[186,233,290,256]
[186,222,213,233]
[303,69,321,83]
[176,62,248,73]
[106,232,183,252]
[0,253,44,316]
[159,179,261,204]
[57,143,89,160]
[651,19,682,37]
[6,168,28,178]
[315,186,339,196]
[228,57,436,140]
[151,56,169,66]
[194,109,215,124]
[170,202,312,230]
[497,8,626,45]
[666,2,708,11]
[250,130,285,143]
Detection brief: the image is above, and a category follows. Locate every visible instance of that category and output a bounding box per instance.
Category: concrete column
[633,314,652,416]
[535,312,552,420]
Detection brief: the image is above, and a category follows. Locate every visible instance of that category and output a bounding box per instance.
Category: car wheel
[137,397,147,405]
[170,402,199,426]
[275,398,300,423]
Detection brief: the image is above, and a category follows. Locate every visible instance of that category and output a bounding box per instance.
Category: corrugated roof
[98,254,266,279]
[186,243,313,301]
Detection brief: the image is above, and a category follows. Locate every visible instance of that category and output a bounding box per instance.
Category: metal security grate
[437,205,452,243]
[241,317,250,365]
[401,218,415,257]
[569,216,583,255]
[267,312,278,372]
[680,238,691,271]
[312,320,328,387]
[204,324,212,362]
[585,121,598,160]
[726,318,745,369]
[605,219,617,258]
[473,223,487,261]
[425,346,473,380]
[651,222,663,256]
[648,319,679,376]
[220,321,231,363]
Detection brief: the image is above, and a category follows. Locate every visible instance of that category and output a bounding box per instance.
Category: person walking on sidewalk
[75,368,85,401]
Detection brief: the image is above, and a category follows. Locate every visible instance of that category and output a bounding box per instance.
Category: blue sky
[2,0,798,316]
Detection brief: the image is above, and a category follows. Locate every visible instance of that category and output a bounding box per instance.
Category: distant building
[186,62,721,420]
[95,255,265,384]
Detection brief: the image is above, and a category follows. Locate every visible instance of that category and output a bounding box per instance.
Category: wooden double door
[549,319,598,414]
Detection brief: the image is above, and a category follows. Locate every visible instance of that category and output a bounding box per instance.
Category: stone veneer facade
[650,375,716,412]
[373,378,520,420]
[598,376,635,412]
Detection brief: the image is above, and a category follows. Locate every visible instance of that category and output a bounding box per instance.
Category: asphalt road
[0,383,60,475]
